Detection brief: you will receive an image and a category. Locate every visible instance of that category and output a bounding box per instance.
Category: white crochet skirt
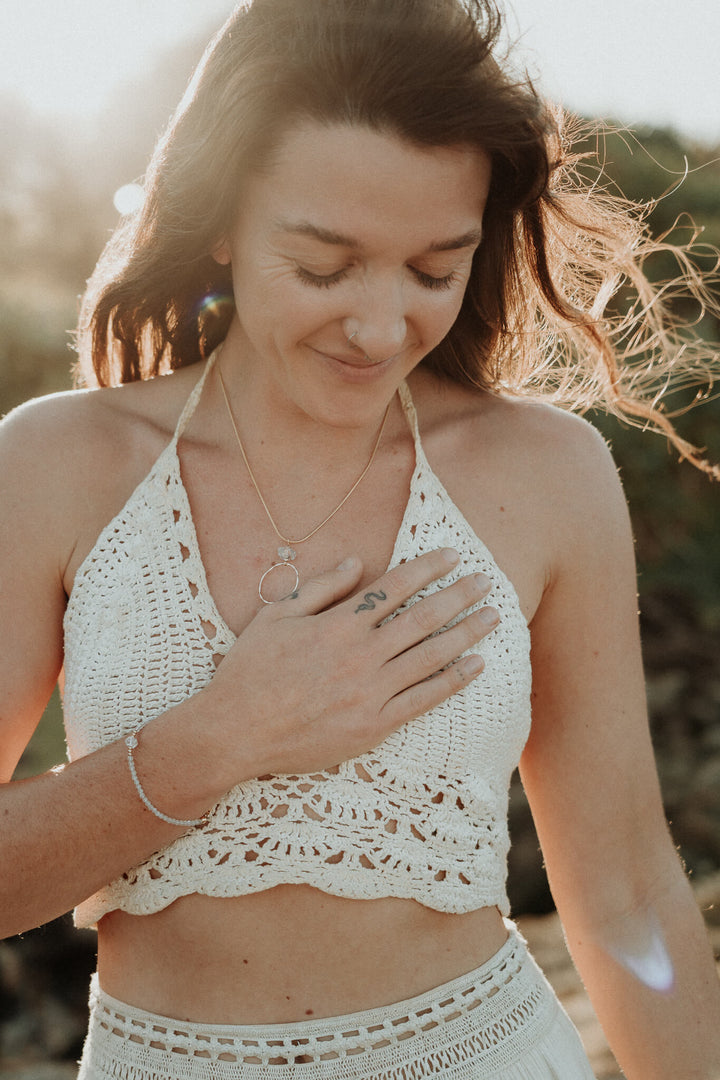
[77,924,596,1079]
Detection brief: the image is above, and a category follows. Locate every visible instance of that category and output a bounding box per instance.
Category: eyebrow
[274,219,483,253]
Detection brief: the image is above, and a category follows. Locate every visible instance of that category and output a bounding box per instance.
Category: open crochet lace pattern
[63,358,532,927]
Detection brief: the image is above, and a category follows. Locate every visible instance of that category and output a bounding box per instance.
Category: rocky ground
[1,873,719,1079]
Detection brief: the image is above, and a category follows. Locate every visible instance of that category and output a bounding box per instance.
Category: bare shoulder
[489,393,624,515]
[411,369,624,510]
[3,363,201,463]
[0,364,205,583]
[408,370,631,600]
[486,394,632,569]
[2,363,205,481]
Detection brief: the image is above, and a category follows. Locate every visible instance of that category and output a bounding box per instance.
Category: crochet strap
[398,379,431,477]
[172,349,219,443]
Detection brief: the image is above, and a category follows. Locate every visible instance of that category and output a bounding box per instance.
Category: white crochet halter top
[63,352,532,928]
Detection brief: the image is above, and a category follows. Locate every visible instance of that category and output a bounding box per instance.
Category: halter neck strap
[397,380,423,456]
[171,349,219,443]
[172,357,422,457]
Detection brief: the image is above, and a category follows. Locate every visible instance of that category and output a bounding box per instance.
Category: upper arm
[519,417,676,935]
[0,400,74,780]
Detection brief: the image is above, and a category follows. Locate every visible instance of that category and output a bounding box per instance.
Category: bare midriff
[96,887,508,1025]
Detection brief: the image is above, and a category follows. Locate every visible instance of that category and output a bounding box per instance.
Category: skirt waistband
[85,923,565,1070]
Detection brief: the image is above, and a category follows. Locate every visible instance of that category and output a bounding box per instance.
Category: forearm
[0,693,238,939]
[0,551,498,938]
[564,871,720,1080]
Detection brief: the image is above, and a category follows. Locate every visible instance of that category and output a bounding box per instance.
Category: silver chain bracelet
[125,731,210,828]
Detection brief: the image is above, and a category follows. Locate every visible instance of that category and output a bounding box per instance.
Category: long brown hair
[76,0,719,475]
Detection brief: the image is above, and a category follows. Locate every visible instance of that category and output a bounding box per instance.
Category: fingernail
[337,557,356,571]
[464,655,485,676]
[473,573,491,591]
[441,548,460,564]
[479,607,499,626]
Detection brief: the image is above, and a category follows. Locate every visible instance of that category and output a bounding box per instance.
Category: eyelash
[294,265,458,292]
[413,269,458,291]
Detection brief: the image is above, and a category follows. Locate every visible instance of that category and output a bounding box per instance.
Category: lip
[311,347,398,381]
[331,354,388,368]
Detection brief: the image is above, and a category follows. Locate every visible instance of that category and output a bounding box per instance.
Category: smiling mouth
[321,349,395,368]
[340,355,385,367]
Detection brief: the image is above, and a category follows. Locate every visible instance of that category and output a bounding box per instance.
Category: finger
[343,548,461,623]
[381,653,486,728]
[384,606,499,694]
[277,556,364,616]
[377,571,491,655]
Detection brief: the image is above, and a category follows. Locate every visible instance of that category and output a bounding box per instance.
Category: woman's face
[217,122,492,426]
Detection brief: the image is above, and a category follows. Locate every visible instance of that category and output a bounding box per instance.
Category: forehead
[241,122,492,247]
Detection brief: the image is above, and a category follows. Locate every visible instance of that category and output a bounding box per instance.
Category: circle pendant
[258,561,300,605]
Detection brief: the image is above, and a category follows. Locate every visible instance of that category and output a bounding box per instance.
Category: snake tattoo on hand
[354,590,387,614]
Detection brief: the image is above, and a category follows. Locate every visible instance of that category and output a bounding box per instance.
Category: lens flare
[113,183,145,216]
[198,292,235,320]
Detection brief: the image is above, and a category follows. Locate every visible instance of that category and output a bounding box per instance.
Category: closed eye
[294,265,349,288]
[411,268,459,291]
[295,264,459,291]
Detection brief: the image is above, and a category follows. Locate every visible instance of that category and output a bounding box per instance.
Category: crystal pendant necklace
[217,366,391,604]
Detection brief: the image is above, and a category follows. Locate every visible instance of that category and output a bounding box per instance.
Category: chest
[177,431,418,637]
[63,432,532,774]
[182,457,542,647]
[65,376,546,647]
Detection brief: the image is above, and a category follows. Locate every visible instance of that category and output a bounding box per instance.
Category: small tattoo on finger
[354,590,387,613]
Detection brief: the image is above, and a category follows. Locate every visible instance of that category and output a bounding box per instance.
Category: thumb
[283,556,364,616]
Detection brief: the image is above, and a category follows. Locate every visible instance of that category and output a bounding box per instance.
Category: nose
[343,278,408,362]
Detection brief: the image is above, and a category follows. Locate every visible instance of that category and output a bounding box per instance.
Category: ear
[212,240,232,266]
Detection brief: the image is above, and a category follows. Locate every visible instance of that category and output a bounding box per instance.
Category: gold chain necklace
[217,366,391,604]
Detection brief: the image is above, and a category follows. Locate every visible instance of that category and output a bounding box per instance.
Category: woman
[1,0,719,1077]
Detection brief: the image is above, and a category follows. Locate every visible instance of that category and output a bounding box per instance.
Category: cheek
[255,282,344,346]
[232,263,319,331]
[284,288,339,333]
[421,290,468,342]
[276,280,351,338]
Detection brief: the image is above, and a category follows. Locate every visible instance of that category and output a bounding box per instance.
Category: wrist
[130,691,253,822]
[125,730,211,827]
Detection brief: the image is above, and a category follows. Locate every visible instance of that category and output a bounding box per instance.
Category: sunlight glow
[1,2,718,142]
[0,1,235,119]
[113,183,145,216]
[604,909,676,994]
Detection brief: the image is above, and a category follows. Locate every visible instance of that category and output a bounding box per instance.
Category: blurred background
[1,2,718,1077]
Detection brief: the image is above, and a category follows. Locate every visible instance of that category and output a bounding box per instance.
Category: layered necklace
[217,367,391,604]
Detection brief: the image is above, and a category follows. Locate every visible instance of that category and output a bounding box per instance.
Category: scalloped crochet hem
[77,925,595,1079]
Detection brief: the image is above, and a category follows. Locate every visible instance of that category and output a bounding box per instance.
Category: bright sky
[1,0,718,144]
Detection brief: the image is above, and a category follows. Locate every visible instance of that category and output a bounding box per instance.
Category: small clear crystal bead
[125,734,138,750]
[277,545,297,561]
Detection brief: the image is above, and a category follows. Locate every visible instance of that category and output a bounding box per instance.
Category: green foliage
[12,689,66,781]
[0,290,77,412]
[596,402,720,613]
[582,125,720,247]
[575,125,720,619]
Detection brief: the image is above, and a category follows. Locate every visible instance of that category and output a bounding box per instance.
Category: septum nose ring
[347,329,371,361]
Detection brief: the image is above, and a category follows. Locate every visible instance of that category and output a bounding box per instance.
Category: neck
[214,331,404,468]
